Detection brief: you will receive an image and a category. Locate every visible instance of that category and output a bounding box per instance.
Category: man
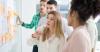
[17,0,47,52]
[47,0,73,39]
[18,0,47,31]
[47,0,57,13]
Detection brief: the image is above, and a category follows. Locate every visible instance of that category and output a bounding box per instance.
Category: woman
[38,11,65,52]
[62,0,98,52]
[32,11,65,52]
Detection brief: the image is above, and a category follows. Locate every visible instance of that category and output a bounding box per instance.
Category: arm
[27,27,42,46]
[32,26,44,41]
[21,14,40,29]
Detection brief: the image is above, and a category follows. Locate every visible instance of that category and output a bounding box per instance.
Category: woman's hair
[40,0,48,2]
[42,11,64,41]
[92,0,100,18]
[70,0,100,24]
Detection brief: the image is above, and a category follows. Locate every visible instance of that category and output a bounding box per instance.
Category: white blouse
[87,17,98,49]
[38,16,47,27]
[62,25,91,52]
[38,35,65,52]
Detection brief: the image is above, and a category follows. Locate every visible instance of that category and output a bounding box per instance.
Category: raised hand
[16,16,23,25]
[32,27,42,39]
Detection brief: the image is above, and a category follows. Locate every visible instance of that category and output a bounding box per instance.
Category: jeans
[32,45,38,52]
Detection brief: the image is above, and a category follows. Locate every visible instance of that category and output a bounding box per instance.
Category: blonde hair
[42,11,64,41]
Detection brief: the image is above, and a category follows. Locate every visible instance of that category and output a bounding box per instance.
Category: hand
[32,33,37,38]
[16,16,23,25]
[32,32,39,39]
[32,27,43,39]
[32,31,42,39]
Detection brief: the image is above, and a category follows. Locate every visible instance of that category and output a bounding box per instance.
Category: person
[46,0,73,39]
[86,0,100,52]
[47,0,57,13]
[18,0,47,30]
[62,0,100,52]
[32,11,65,52]
[17,0,48,52]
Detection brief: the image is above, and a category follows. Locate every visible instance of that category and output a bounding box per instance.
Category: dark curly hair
[92,0,100,18]
[70,0,100,24]
[40,0,48,2]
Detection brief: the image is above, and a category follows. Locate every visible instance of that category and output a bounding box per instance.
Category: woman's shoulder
[72,26,90,40]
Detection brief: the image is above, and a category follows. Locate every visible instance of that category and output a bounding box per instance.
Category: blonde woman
[32,11,65,52]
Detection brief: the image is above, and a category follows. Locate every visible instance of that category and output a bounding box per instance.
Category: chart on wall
[0,0,21,52]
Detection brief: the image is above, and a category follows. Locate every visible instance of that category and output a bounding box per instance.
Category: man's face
[47,4,57,13]
[40,1,47,14]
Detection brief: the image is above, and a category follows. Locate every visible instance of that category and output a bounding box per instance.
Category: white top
[38,16,47,27]
[62,25,91,52]
[38,35,65,52]
[86,17,98,49]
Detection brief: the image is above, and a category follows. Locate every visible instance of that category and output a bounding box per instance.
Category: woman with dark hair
[62,0,100,52]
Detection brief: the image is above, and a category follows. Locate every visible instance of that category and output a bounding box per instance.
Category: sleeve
[86,19,98,49]
[21,14,39,29]
[65,32,91,52]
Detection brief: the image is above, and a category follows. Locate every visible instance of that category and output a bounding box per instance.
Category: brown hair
[40,0,48,2]
[70,0,100,24]
[42,11,64,41]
